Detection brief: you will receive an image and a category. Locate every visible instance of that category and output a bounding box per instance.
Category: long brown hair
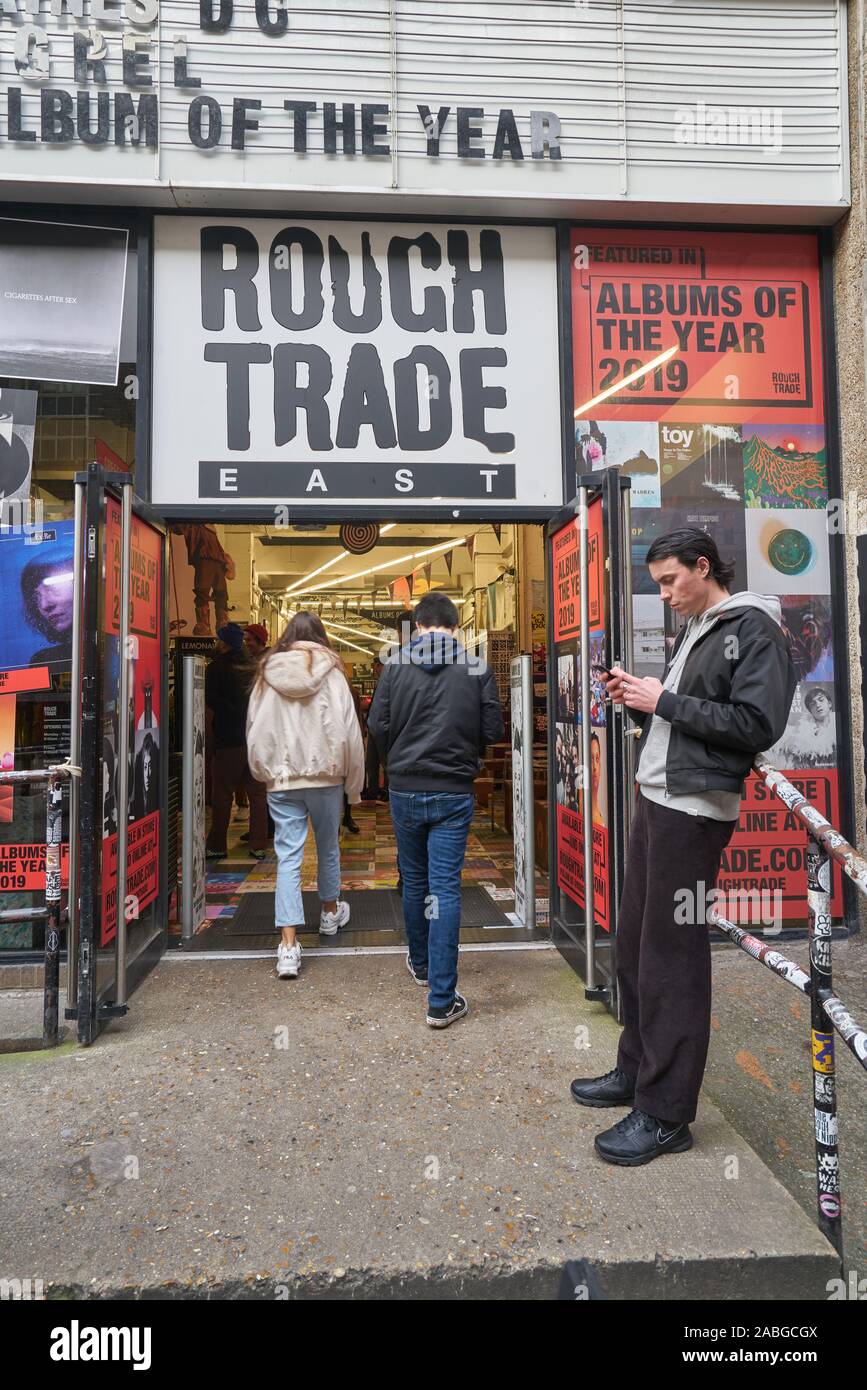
[255,610,345,687]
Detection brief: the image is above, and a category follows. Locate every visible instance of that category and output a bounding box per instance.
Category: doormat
[223,886,512,935]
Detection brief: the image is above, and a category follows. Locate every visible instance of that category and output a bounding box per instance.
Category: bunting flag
[405,571,415,595]
[491,523,502,544]
[423,563,432,587]
[341,598,348,619]
[444,550,453,576]
[466,535,475,563]
[392,575,412,607]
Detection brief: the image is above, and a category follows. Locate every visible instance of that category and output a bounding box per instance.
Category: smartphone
[592,664,612,681]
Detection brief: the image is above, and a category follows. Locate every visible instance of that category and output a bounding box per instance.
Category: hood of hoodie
[262,642,342,699]
[698,590,783,628]
[400,631,465,673]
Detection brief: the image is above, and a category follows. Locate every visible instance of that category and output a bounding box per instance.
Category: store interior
[167,520,551,948]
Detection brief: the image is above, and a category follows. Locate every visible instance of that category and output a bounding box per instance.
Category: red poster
[0,667,50,695]
[101,812,159,943]
[105,499,162,639]
[552,519,579,643]
[552,498,604,643]
[0,843,69,891]
[571,228,823,427]
[100,502,163,947]
[718,769,842,921]
[557,804,610,931]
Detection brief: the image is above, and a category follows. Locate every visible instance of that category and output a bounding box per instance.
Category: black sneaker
[427,993,468,1029]
[570,1066,635,1109]
[594,1108,693,1167]
[406,954,428,986]
[205,849,225,861]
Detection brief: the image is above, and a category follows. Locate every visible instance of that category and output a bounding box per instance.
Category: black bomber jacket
[632,599,797,796]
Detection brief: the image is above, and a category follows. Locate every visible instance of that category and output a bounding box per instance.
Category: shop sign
[152,217,562,508]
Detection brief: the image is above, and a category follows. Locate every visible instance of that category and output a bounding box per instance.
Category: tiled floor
[173,797,549,937]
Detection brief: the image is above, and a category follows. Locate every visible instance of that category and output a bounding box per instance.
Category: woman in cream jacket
[246,612,365,979]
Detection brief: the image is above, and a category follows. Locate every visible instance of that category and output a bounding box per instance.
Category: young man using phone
[571,528,796,1165]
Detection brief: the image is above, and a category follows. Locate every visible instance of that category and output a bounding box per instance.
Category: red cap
[245,623,269,646]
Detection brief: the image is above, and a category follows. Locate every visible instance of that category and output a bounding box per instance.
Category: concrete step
[0,951,839,1300]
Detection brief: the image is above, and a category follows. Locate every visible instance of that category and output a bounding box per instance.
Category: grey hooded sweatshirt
[637,592,784,821]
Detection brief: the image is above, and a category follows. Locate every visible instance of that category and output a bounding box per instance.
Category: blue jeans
[268,786,343,927]
[389,790,475,1011]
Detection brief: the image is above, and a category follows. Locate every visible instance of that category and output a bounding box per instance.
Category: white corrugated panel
[0,0,848,213]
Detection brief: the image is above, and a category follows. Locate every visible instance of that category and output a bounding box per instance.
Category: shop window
[0,220,138,949]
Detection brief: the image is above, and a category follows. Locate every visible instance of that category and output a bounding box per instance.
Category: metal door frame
[545,468,633,1019]
[68,463,169,1045]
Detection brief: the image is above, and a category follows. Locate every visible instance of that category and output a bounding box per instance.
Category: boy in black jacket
[571,528,796,1166]
[368,593,504,1028]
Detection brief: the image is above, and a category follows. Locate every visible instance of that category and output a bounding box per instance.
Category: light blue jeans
[268,786,343,927]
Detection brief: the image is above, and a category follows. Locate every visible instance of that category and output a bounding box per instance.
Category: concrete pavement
[0,947,841,1300]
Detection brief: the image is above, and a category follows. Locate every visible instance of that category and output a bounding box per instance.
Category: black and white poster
[0,219,128,386]
[0,386,37,504]
[151,216,561,508]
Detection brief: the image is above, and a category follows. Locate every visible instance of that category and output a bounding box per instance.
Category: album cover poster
[0,387,37,506]
[765,681,836,770]
[557,653,576,722]
[779,595,833,683]
[576,418,660,506]
[0,219,128,386]
[555,722,579,811]
[659,423,745,506]
[633,595,666,677]
[742,424,827,509]
[0,522,75,687]
[744,508,831,595]
[576,630,608,727]
[630,505,747,598]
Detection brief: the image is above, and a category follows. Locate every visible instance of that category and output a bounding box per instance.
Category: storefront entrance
[165,512,552,960]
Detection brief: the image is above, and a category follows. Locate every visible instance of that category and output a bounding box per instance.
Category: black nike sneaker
[594,1108,693,1166]
[570,1066,635,1108]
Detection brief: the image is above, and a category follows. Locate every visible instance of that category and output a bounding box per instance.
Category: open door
[546,468,633,1018]
[67,464,169,1045]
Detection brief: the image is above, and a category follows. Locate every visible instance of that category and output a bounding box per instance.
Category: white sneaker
[319,900,350,935]
[276,943,301,978]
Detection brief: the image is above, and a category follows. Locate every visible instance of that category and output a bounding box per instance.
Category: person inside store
[246,612,364,980]
[571,527,796,1166]
[244,623,269,659]
[367,593,504,1028]
[362,657,389,801]
[236,622,273,841]
[343,680,363,834]
[204,622,269,863]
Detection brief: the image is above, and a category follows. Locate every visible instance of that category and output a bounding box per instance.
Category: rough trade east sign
[151,216,562,509]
